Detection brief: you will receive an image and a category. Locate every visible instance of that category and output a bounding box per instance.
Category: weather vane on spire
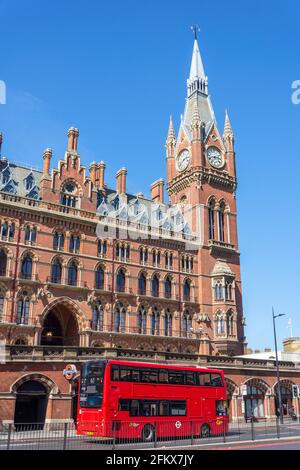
[191,25,200,40]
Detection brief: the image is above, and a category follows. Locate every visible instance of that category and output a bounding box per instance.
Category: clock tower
[166,31,246,356]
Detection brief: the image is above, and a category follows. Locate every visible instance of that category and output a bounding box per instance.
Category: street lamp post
[272,308,285,425]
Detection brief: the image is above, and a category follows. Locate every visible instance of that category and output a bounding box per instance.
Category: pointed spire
[166,114,176,144]
[189,38,206,83]
[223,109,234,139]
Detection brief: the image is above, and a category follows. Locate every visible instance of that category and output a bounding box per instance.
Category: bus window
[130,400,139,416]
[111,365,119,381]
[140,401,158,416]
[168,372,184,384]
[198,372,211,386]
[131,369,140,382]
[211,374,223,387]
[170,401,186,416]
[119,399,130,412]
[141,369,158,383]
[159,401,169,416]
[119,367,131,381]
[80,361,106,408]
[158,370,168,384]
[185,372,196,385]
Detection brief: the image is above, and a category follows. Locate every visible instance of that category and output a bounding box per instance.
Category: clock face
[207,147,224,168]
[176,149,190,172]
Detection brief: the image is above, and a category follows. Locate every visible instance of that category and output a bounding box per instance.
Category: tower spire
[223,109,233,138]
[187,26,207,97]
[166,114,176,144]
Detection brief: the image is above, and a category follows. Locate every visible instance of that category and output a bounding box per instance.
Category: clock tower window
[218,202,225,242]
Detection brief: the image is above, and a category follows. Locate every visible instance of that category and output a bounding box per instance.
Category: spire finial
[224,109,233,138]
[191,25,200,41]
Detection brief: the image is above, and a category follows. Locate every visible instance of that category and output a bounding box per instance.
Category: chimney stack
[151,178,164,204]
[43,148,52,175]
[89,161,97,184]
[67,127,79,152]
[98,161,105,190]
[116,168,127,194]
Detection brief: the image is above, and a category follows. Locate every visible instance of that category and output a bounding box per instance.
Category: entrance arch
[40,298,86,346]
[274,380,295,417]
[243,378,270,420]
[14,381,48,430]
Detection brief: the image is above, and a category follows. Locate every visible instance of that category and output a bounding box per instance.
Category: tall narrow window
[20,255,32,280]
[0,250,7,276]
[0,294,4,322]
[216,313,225,336]
[137,306,147,334]
[116,269,126,293]
[53,232,64,251]
[164,277,172,299]
[208,200,215,240]
[25,226,36,244]
[183,279,191,301]
[67,261,78,286]
[69,235,80,254]
[151,275,159,297]
[182,311,192,337]
[17,294,30,325]
[227,311,234,336]
[151,308,160,335]
[164,309,172,337]
[138,273,146,295]
[92,302,104,331]
[95,266,104,290]
[225,280,233,300]
[51,259,62,284]
[218,202,225,242]
[215,281,224,300]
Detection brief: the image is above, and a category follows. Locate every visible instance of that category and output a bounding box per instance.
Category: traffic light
[292,384,299,398]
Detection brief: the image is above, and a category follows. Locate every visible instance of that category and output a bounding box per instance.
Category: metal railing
[1,418,300,450]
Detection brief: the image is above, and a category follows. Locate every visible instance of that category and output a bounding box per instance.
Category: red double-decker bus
[76,359,228,441]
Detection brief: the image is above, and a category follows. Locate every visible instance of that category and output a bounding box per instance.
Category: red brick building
[0,34,299,426]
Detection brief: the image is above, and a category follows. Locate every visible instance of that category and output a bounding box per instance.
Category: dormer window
[2,168,11,185]
[25,174,35,191]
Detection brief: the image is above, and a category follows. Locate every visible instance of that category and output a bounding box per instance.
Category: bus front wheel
[201,424,210,438]
[142,424,156,442]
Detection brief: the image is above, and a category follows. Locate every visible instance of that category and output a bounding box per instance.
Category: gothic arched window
[182,310,192,338]
[183,279,191,301]
[164,277,172,299]
[164,309,172,337]
[151,275,159,297]
[216,313,226,336]
[137,306,147,335]
[69,234,80,254]
[218,202,225,242]
[225,280,233,300]
[51,258,62,284]
[92,301,104,331]
[113,304,126,333]
[0,250,7,276]
[208,199,215,240]
[227,311,234,336]
[215,280,224,300]
[67,261,78,286]
[53,232,64,251]
[21,255,32,280]
[138,272,146,295]
[17,292,30,325]
[151,308,160,335]
[116,269,126,293]
[95,266,104,290]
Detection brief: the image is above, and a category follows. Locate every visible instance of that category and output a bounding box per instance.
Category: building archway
[225,378,239,421]
[274,380,295,417]
[14,381,48,430]
[40,298,85,346]
[243,378,270,420]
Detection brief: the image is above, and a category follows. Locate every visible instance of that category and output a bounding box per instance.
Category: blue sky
[0,0,299,351]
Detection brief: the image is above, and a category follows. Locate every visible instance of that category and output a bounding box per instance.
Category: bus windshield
[80,361,106,408]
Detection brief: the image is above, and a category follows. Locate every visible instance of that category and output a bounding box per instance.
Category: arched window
[164,309,172,337]
[92,301,104,331]
[69,235,80,254]
[182,310,192,338]
[97,240,107,257]
[25,226,36,244]
[151,275,159,297]
[137,306,147,335]
[138,273,146,295]
[116,269,126,293]
[8,223,15,239]
[218,202,225,242]
[0,250,7,276]
[208,199,215,240]
[20,255,32,280]
[151,308,160,335]
[216,313,226,336]
[215,281,224,300]
[67,261,78,286]
[227,311,234,336]
[25,174,35,191]
[17,292,30,325]
[113,304,126,333]
[225,280,233,300]
[164,277,172,299]
[53,232,64,251]
[61,181,78,208]
[95,266,104,290]
[183,279,191,301]
[51,258,62,284]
